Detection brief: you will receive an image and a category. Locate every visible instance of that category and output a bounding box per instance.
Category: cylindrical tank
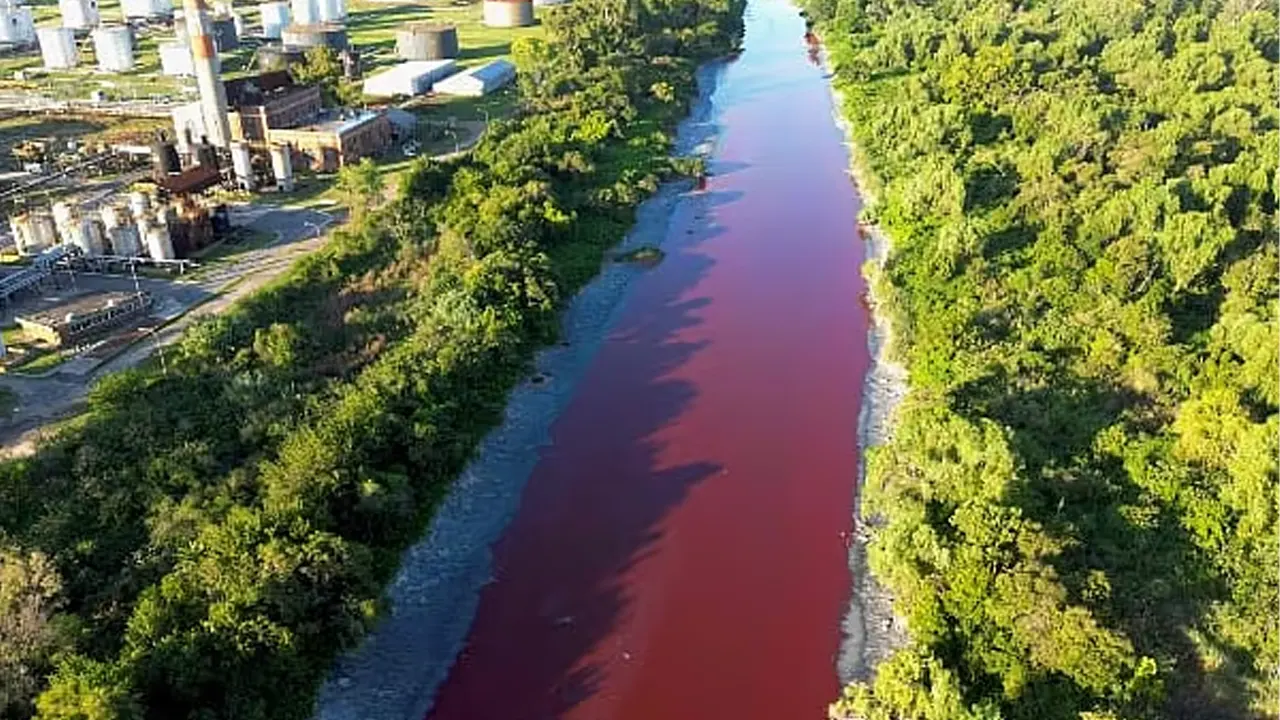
[230,10,244,36]
[259,1,288,38]
[51,201,74,229]
[101,206,140,256]
[151,138,180,175]
[482,0,533,27]
[281,22,345,49]
[58,0,99,29]
[145,215,174,260]
[82,217,106,255]
[0,5,35,45]
[396,23,457,60]
[229,142,253,190]
[120,0,170,19]
[210,16,237,50]
[289,0,316,26]
[315,0,342,23]
[37,26,78,69]
[9,213,54,255]
[159,39,193,75]
[269,143,293,191]
[256,42,305,71]
[92,25,133,72]
[128,191,150,220]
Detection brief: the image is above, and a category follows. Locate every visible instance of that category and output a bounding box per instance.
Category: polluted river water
[424,0,871,717]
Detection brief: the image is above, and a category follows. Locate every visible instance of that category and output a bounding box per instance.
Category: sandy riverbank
[821,51,911,685]
[311,61,726,720]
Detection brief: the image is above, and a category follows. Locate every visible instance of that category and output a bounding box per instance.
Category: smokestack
[183,0,231,148]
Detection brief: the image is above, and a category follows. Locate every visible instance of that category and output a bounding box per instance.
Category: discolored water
[427,0,869,716]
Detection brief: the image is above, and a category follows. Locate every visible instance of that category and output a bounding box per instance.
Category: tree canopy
[805,0,1278,717]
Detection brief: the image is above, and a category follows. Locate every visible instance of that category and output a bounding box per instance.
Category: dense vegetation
[0,1,743,717]
[804,0,1277,718]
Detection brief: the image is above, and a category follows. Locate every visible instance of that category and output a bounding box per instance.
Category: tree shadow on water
[426,220,723,719]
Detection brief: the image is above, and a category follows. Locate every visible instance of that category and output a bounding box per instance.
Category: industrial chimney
[182,0,231,148]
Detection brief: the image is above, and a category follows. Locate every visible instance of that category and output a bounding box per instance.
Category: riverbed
[423,0,870,717]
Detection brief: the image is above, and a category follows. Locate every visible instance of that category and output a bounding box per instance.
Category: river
[425,0,870,717]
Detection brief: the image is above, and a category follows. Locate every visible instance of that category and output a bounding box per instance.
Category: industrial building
[432,59,515,97]
[16,291,153,348]
[268,111,391,172]
[362,59,458,98]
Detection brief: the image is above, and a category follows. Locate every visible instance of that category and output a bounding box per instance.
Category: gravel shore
[312,61,726,720]
[822,57,911,686]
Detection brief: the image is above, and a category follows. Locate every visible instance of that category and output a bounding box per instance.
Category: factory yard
[0,201,333,456]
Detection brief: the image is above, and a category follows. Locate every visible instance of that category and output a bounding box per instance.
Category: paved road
[0,204,336,457]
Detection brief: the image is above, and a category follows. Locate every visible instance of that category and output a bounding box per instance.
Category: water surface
[428,1,869,716]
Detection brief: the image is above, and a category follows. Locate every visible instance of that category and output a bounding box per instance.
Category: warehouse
[432,59,515,97]
[362,60,458,98]
[267,110,392,172]
[16,291,153,348]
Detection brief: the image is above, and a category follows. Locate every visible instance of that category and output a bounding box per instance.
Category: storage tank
[10,212,54,255]
[92,25,133,71]
[259,1,288,38]
[37,26,78,69]
[269,143,293,191]
[289,0,316,26]
[229,142,253,190]
[58,0,99,29]
[51,201,74,230]
[100,205,140,256]
[315,0,342,23]
[0,5,35,45]
[281,22,344,49]
[83,217,106,255]
[145,214,174,260]
[159,39,193,75]
[128,191,150,221]
[120,0,171,19]
[396,23,457,61]
[482,0,532,27]
[210,15,237,50]
[256,42,305,71]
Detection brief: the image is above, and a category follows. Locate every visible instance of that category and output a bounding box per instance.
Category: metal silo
[259,1,288,38]
[92,25,134,71]
[0,4,36,45]
[396,23,458,61]
[482,0,533,27]
[145,211,175,260]
[159,39,193,75]
[269,143,293,191]
[315,0,342,23]
[289,0,317,27]
[58,0,98,29]
[37,26,78,69]
[281,21,345,49]
[230,142,254,190]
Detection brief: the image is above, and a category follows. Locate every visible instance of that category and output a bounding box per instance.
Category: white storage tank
[230,142,254,190]
[269,143,293,191]
[316,0,342,23]
[289,0,317,26]
[0,4,35,45]
[482,0,532,27]
[259,1,288,38]
[120,0,171,19]
[58,0,99,29]
[92,25,133,71]
[82,217,106,255]
[38,26,78,69]
[159,40,192,75]
[145,215,174,260]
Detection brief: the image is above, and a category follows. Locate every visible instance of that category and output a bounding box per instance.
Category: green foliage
[0,1,745,718]
[810,0,1278,716]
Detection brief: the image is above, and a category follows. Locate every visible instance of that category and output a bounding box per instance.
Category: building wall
[269,115,392,172]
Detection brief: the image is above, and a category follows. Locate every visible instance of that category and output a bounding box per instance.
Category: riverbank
[313,60,725,720]
[820,46,910,686]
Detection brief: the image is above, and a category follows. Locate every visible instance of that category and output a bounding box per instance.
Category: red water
[427,0,869,717]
